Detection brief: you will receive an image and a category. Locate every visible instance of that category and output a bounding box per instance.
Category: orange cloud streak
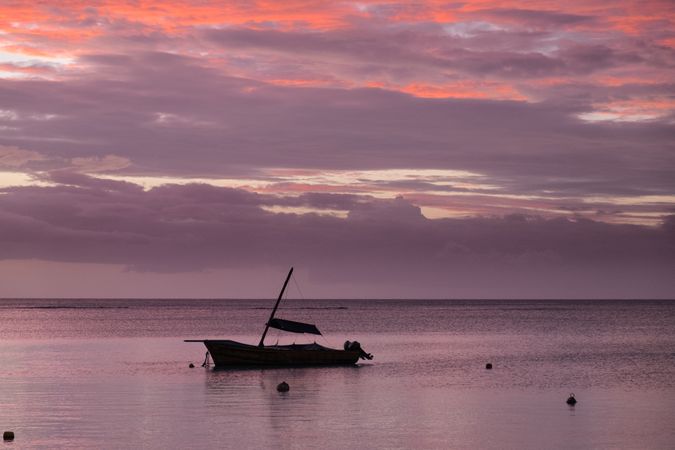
[0,0,672,111]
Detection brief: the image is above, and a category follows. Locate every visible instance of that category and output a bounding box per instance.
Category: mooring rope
[291,272,305,300]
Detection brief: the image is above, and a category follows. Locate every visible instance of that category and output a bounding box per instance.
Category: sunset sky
[0,1,673,298]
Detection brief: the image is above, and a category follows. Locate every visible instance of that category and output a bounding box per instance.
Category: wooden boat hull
[194,339,360,368]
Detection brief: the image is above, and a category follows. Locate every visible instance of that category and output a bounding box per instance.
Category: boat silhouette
[185,267,373,367]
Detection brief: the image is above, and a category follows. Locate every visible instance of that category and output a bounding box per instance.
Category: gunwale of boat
[199,339,361,367]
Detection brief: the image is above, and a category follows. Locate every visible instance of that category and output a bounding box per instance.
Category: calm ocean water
[1,299,674,449]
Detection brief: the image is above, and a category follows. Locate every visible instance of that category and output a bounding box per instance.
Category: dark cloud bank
[1,176,672,298]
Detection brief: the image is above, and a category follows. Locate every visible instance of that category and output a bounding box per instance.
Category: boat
[185,267,373,368]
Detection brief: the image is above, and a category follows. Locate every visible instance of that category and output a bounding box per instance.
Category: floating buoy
[3,431,14,441]
[277,381,290,392]
[485,363,493,370]
[189,363,195,368]
[566,393,577,405]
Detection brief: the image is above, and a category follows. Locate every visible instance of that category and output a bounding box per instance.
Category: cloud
[474,8,596,27]
[0,180,672,297]
[0,0,673,297]
[0,49,672,227]
[0,51,672,188]
[70,154,131,172]
[0,144,45,168]
[204,24,647,79]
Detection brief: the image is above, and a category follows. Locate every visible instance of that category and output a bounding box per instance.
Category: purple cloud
[1,2,674,298]
[1,51,672,195]
[473,8,596,27]
[0,180,672,297]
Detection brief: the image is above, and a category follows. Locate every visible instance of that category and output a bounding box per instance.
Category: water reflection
[202,365,369,447]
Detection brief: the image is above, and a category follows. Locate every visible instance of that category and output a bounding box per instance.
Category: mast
[258,267,294,347]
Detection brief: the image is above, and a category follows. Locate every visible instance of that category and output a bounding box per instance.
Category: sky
[0,0,673,298]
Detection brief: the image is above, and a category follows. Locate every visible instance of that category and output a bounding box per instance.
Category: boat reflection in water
[185,267,373,368]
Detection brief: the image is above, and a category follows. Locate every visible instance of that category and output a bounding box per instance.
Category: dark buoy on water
[566,393,577,405]
[3,431,14,441]
[277,381,290,392]
[189,363,195,368]
[485,363,493,370]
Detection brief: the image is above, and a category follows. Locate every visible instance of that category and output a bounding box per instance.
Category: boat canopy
[268,318,322,335]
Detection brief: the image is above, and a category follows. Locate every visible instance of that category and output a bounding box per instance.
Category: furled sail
[268,318,322,335]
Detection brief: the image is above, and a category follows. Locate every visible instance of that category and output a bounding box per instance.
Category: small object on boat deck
[3,431,14,441]
[277,381,290,392]
[566,393,577,405]
[189,363,195,368]
[485,363,493,369]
